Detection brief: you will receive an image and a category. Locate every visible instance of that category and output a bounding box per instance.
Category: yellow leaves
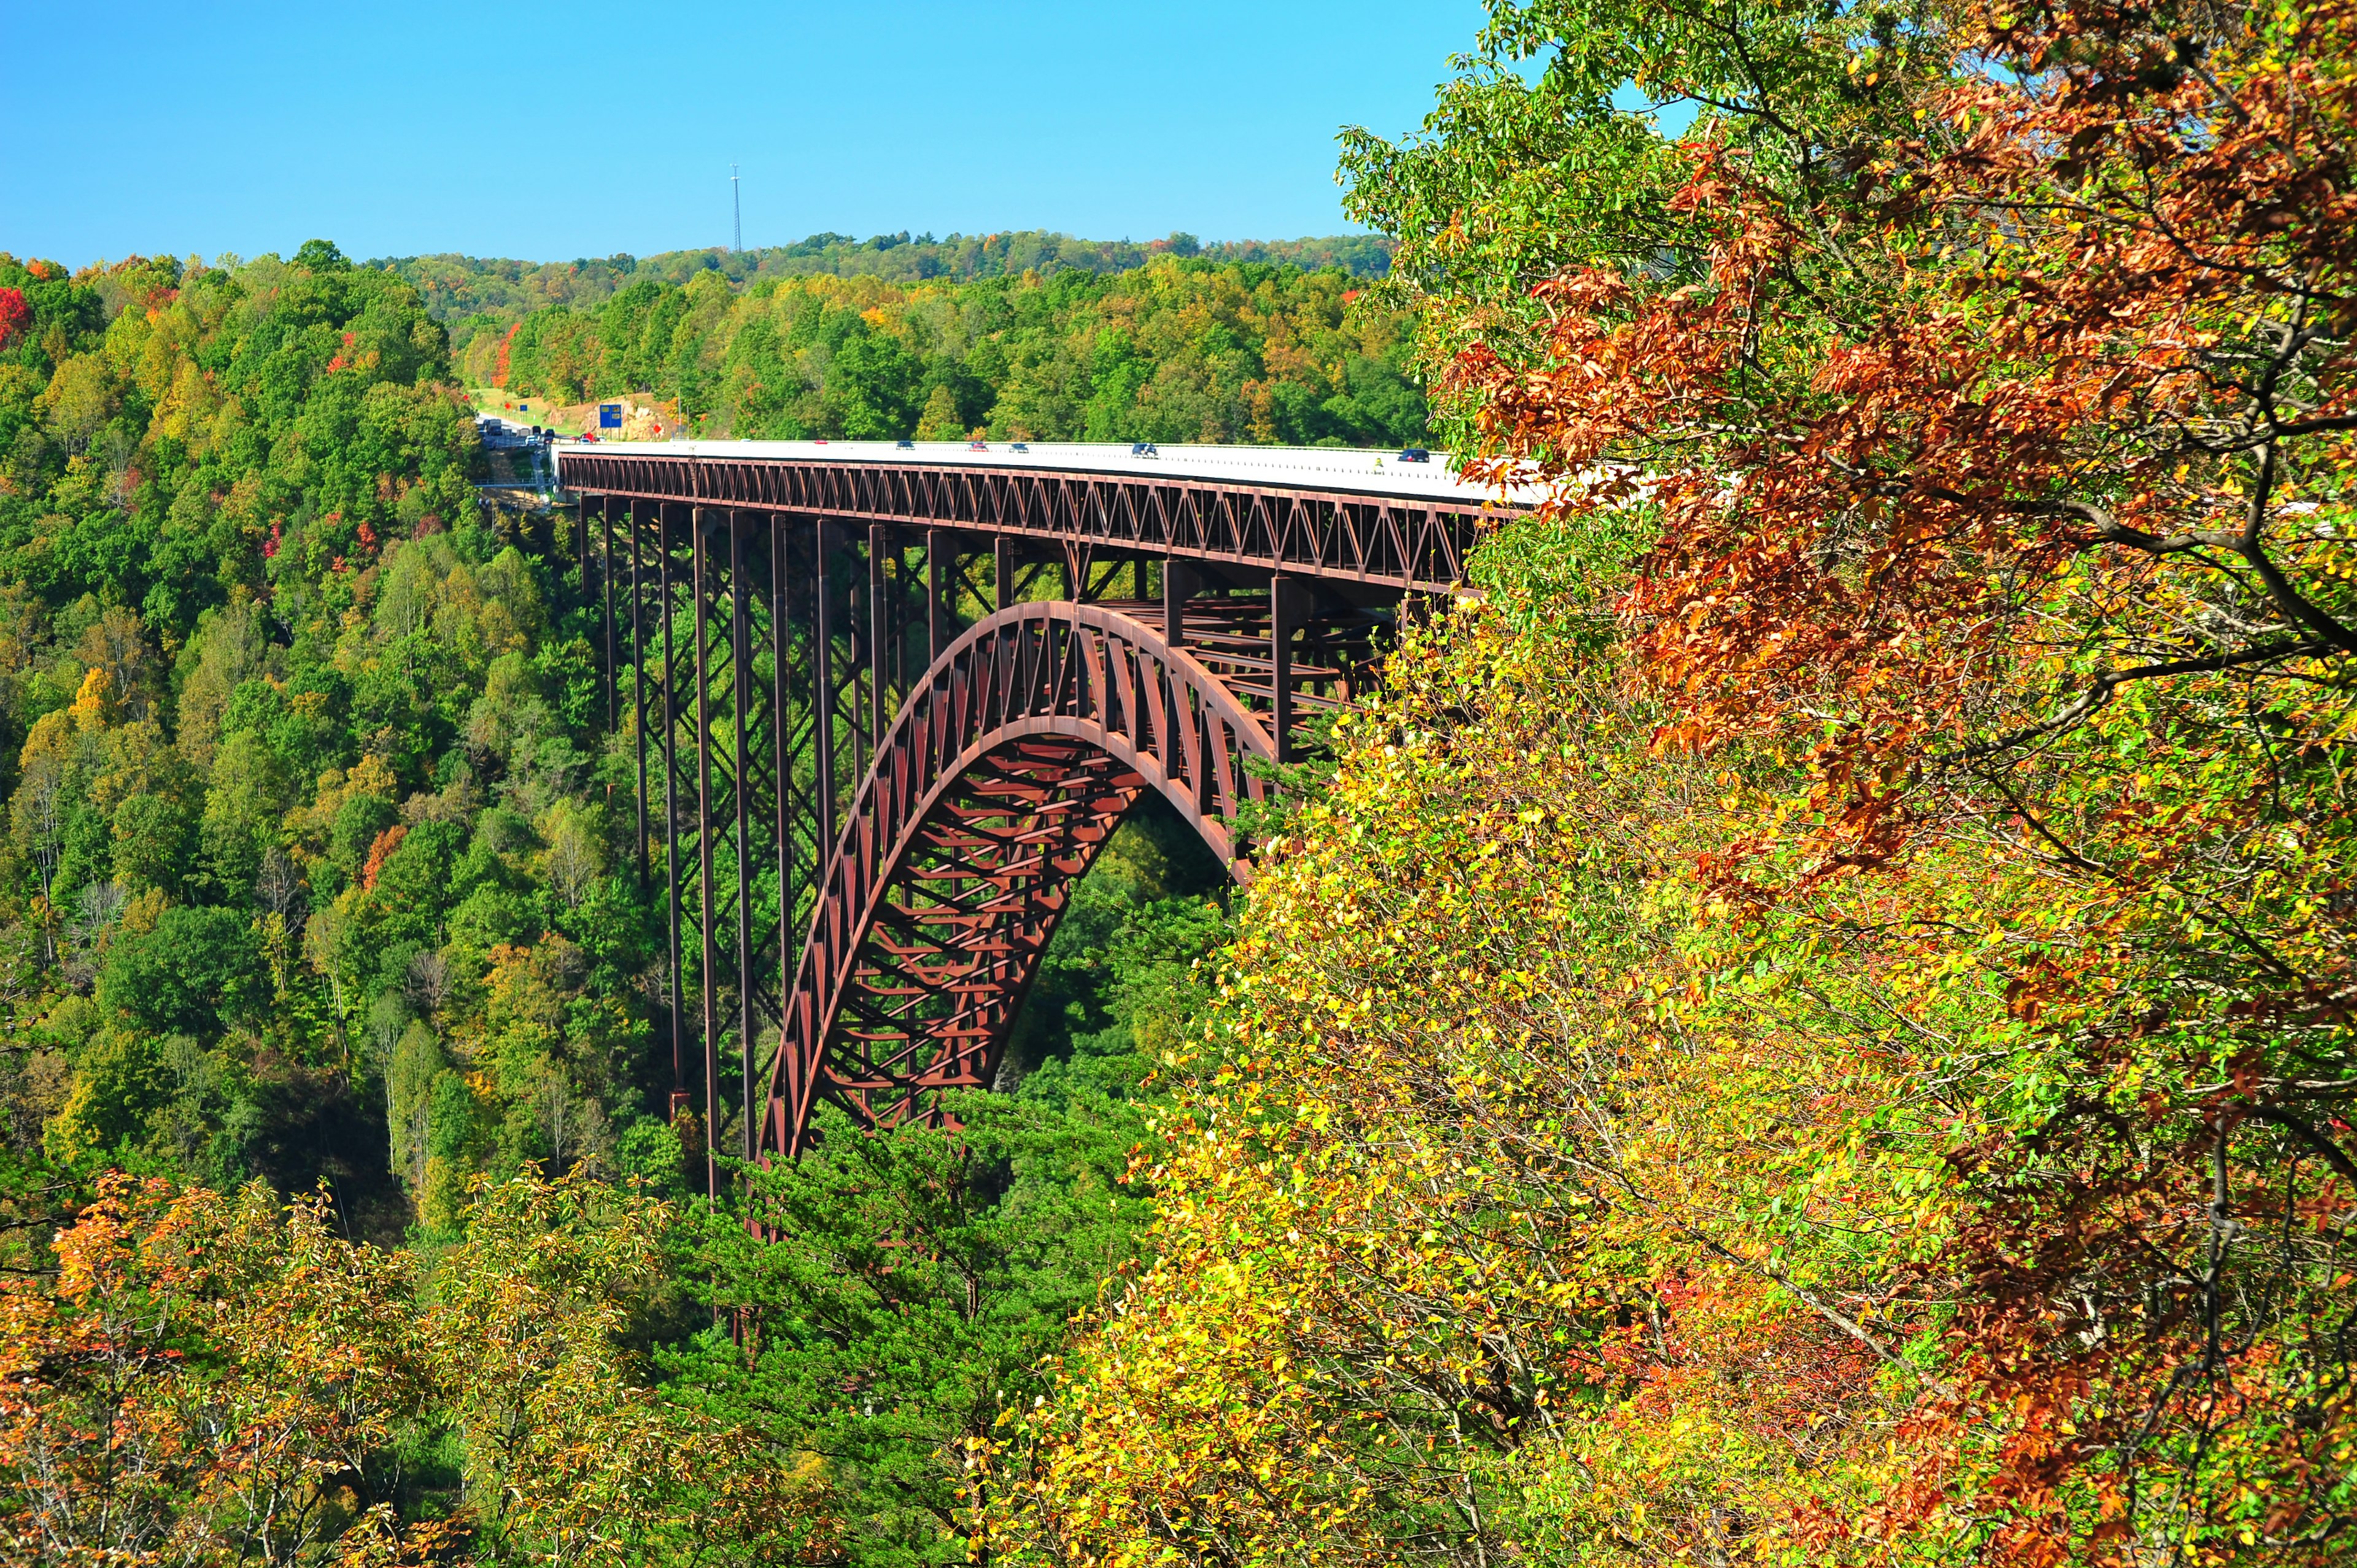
[36,351,117,454]
[0,1175,432,1562]
[2,1167,843,1565]
[988,595,1988,1565]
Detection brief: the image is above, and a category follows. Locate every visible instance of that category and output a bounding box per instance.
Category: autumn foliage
[8,4,2356,1562]
[984,1,2357,1563]
[0,1172,834,1566]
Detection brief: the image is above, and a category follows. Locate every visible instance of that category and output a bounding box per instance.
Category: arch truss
[560,454,1498,1170]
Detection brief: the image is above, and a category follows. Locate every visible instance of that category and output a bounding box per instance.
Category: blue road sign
[599,403,624,430]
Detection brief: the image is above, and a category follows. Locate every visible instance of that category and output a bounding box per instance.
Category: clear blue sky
[4,0,1496,268]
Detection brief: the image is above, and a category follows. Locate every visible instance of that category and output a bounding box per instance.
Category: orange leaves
[988,5,2357,1562]
[492,321,519,390]
[0,1171,839,1567]
[0,1175,429,1564]
[358,823,405,891]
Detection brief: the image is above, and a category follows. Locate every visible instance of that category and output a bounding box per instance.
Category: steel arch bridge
[554,440,1514,1182]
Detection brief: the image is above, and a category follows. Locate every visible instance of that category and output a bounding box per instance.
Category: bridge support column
[1271,573,1313,765]
[572,498,589,608]
[728,512,756,1167]
[629,499,651,892]
[599,495,617,736]
[770,512,797,1162]
[1164,557,1197,778]
[813,519,839,859]
[926,528,950,667]
[657,503,688,1123]
[870,523,891,757]
[692,508,720,1201]
[1163,556,1195,647]
[846,524,869,793]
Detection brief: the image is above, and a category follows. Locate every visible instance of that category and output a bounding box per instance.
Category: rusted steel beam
[658,503,687,1115]
[559,453,1492,595]
[694,508,719,1201]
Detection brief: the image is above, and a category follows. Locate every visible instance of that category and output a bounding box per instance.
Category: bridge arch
[763,600,1273,1156]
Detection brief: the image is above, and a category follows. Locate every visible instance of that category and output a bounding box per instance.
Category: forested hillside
[468,257,1429,447]
[9,1,2356,1566]
[0,239,1229,1564]
[0,242,637,1240]
[380,230,1391,327]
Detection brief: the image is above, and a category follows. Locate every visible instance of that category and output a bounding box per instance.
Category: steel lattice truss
[564,452,1511,1173]
[561,451,1484,593]
[768,602,1275,1150]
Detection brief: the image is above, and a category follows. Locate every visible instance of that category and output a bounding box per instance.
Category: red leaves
[360,824,406,890]
[0,287,28,349]
[1418,0,2357,1554]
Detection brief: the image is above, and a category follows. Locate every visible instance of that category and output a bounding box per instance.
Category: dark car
[1398,447,1431,463]
[1010,442,1030,452]
[1130,442,1158,457]
[896,439,916,449]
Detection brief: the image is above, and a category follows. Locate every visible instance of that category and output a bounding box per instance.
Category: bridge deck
[557,440,1530,598]
[556,438,1533,508]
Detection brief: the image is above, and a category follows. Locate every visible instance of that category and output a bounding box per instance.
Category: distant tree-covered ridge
[376,230,1390,326]
[472,256,1428,448]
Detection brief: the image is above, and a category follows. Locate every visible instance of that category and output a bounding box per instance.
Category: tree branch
[1939,639,2329,763]
[2239,1105,2357,1194]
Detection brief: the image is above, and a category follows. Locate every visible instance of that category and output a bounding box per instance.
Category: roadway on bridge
[555,437,1538,506]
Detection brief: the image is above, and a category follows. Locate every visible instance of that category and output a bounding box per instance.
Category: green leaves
[664,808,1221,1566]
[1,1170,835,1566]
[672,1091,1155,1567]
[97,905,268,1039]
[495,258,1430,449]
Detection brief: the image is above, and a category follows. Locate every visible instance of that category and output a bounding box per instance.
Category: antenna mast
[732,165,742,254]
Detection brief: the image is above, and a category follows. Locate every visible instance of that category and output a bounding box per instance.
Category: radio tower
[732,165,742,254]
